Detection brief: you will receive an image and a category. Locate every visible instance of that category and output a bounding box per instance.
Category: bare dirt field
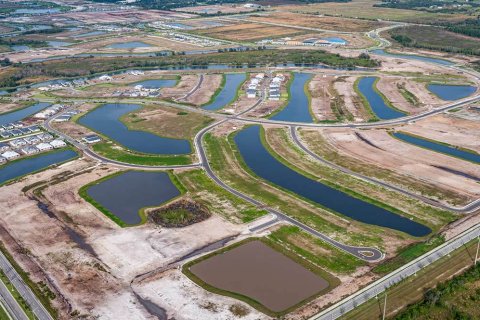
[321,128,480,203]
[134,269,268,320]
[376,77,423,114]
[308,75,336,121]
[334,76,369,122]
[0,101,29,114]
[160,74,199,99]
[400,114,480,153]
[174,4,257,15]
[1,160,250,318]
[54,9,194,24]
[247,11,387,32]
[195,22,307,42]
[184,74,223,106]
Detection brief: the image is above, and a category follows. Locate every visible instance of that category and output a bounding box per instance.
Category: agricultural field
[194,22,308,42]
[247,11,387,32]
[280,0,472,24]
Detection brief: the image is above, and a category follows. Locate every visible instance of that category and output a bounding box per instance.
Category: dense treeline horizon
[0,49,378,88]
[90,0,350,11]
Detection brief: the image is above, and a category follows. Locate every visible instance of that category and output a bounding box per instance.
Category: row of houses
[0,139,67,164]
[269,74,285,101]
[33,104,68,120]
[7,133,53,148]
[246,73,265,99]
[0,125,41,139]
[53,110,80,123]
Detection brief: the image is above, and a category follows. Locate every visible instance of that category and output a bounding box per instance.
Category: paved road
[289,126,480,213]
[192,99,385,262]
[178,74,204,101]
[310,224,480,320]
[0,252,53,320]
[0,276,27,320]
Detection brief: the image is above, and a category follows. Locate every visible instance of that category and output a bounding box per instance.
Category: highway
[309,223,480,320]
[0,275,28,320]
[0,251,53,320]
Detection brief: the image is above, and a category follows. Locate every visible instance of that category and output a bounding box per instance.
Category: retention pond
[234,126,431,237]
[0,102,50,125]
[427,84,476,101]
[393,132,480,164]
[0,149,78,185]
[189,240,330,313]
[78,103,191,155]
[84,171,181,225]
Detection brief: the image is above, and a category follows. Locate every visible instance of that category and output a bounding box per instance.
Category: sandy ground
[333,77,368,122]
[376,77,422,114]
[309,75,336,121]
[403,80,444,107]
[401,114,480,153]
[160,75,199,100]
[184,74,223,106]
[40,163,248,311]
[322,128,480,202]
[134,269,268,320]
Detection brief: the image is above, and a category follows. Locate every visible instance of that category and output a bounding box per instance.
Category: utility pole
[475,235,480,266]
[382,292,387,320]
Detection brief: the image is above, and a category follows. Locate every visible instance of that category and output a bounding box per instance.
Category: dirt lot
[321,128,480,203]
[334,76,369,122]
[247,11,387,32]
[54,9,194,24]
[134,269,267,320]
[376,77,423,114]
[401,114,480,153]
[308,75,336,121]
[183,74,223,106]
[174,4,257,15]
[0,158,251,318]
[160,74,198,99]
[195,22,307,42]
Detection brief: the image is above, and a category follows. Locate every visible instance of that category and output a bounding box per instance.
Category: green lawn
[92,142,192,166]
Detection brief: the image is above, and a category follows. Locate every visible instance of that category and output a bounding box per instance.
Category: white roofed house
[0,156,5,164]
[0,142,10,152]
[2,151,20,160]
[50,139,67,148]
[21,146,39,155]
[36,143,53,152]
[9,138,26,148]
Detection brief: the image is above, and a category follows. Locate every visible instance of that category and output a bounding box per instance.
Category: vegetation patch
[150,199,211,228]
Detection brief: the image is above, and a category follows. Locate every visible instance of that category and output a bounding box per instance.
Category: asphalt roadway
[5,31,480,319]
[310,224,480,320]
[0,251,52,320]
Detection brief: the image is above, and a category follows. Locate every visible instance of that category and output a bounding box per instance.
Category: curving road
[289,126,480,213]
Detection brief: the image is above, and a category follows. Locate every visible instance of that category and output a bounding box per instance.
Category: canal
[234,126,431,237]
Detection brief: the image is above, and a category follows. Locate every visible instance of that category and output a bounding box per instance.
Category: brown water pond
[189,240,329,313]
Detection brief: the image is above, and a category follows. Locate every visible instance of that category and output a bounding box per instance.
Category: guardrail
[310,224,480,320]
